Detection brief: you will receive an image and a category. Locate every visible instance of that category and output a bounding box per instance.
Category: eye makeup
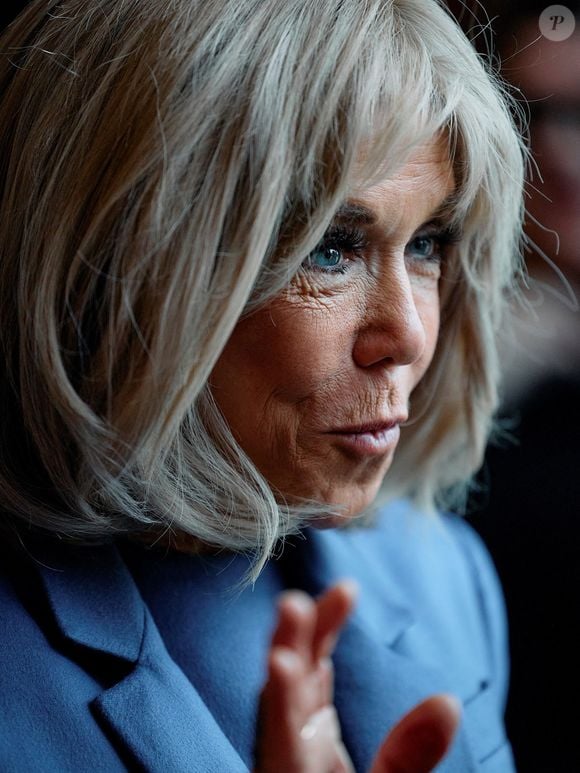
[301,224,370,275]
[301,219,463,276]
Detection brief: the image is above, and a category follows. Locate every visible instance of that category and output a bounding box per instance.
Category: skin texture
[209,136,456,525]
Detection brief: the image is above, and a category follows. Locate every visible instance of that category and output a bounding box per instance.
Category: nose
[352,266,427,368]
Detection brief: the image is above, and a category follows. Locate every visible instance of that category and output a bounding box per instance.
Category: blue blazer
[0,500,515,771]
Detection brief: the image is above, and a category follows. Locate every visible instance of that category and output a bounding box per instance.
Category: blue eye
[308,246,344,270]
[301,225,368,276]
[406,227,461,263]
[407,235,440,261]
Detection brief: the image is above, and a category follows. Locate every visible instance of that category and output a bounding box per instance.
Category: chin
[308,513,350,530]
[307,495,379,530]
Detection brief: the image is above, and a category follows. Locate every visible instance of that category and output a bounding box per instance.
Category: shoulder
[393,502,509,701]
[0,547,130,770]
[439,510,510,711]
[364,498,506,615]
[323,500,510,705]
[0,541,250,772]
[373,502,507,640]
[0,542,157,770]
[339,498,503,600]
[306,499,507,632]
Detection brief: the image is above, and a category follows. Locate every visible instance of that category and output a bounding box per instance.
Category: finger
[262,648,330,728]
[299,705,341,744]
[334,740,358,773]
[264,646,304,730]
[257,646,305,771]
[307,654,334,710]
[299,706,354,773]
[371,694,461,773]
[257,650,349,773]
[271,590,318,665]
[270,593,336,716]
[312,579,359,662]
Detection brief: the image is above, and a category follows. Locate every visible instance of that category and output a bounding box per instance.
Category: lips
[327,417,407,434]
[324,408,409,451]
[326,423,402,457]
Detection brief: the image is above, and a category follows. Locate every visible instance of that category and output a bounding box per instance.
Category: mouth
[325,417,405,457]
[326,416,407,435]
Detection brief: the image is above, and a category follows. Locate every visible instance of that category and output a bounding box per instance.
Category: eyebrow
[333,192,459,227]
[332,202,379,225]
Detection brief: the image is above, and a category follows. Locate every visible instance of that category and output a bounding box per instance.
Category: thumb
[370,694,461,773]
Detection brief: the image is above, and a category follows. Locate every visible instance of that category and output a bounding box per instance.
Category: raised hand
[255,580,461,773]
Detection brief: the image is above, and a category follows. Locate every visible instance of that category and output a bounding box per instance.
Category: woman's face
[209,137,456,524]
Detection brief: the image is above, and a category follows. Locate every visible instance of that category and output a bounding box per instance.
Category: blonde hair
[0,0,525,582]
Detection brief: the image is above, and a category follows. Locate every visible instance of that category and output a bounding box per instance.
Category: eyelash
[301,224,462,276]
[302,225,370,275]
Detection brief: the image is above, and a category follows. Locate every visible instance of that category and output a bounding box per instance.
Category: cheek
[209,300,353,423]
[424,298,441,356]
[414,288,441,379]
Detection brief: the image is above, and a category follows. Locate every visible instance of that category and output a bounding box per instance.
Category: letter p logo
[540,6,576,40]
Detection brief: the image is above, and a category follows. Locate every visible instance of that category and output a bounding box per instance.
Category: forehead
[344,137,456,232]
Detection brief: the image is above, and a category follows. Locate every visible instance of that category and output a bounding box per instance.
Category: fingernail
[278,590,313,615]
[439,694,462,718]
[272,648,301,672]
[337,578,360,602]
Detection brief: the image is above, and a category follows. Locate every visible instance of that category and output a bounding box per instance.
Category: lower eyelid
[406,243,439,260]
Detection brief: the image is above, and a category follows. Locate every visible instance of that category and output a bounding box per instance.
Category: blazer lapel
[331,618,478,773]
[92,609,248,772]
[33,542,248,772]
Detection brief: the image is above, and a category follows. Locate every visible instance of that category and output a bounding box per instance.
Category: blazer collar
[33,540,144,661]
[277,524,415,646]
[30,540,248,772]
[30,518,416,654]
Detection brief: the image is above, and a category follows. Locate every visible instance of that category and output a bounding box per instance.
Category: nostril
[352,306,427,369]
